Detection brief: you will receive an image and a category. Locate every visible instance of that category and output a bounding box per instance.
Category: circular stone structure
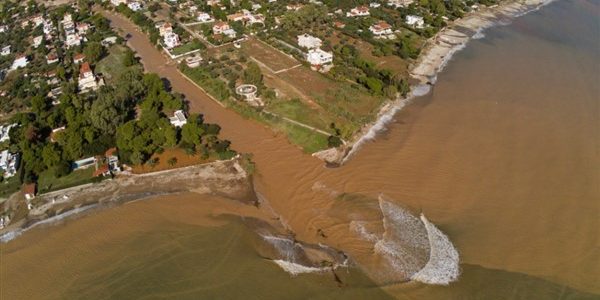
[235,84,258,101]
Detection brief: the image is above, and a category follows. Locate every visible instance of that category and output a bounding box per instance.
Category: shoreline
[0,157,254,242]
[314,0,557,165]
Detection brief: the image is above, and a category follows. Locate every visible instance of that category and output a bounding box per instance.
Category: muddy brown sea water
[1,0,599,299]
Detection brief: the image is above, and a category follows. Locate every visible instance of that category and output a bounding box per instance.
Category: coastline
[314,0,557,165]
[0,157,254,242]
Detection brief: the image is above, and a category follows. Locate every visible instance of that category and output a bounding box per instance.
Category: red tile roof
[22,183,36,195]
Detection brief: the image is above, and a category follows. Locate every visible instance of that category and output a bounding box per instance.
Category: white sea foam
[472,31,486,39]
[349,220,380,243]
[0,204,98,243]
[410,214,460,285]
[272,259,328,276]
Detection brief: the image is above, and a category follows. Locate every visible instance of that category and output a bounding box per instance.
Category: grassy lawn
[170,40,204,56]
[0,176,22,199]
[37,167,98,194]
[96,45,141,84]
[267,98,331,132]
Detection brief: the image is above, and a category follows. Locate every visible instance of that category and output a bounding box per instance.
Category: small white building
[65,33,82,48]
[11,55,28,70]
[185,55,203,68]
[369,21,393,36]
[127,1,142,11]
[164,32,180,49]
[388,0,413,7]
[306,48,333,70]
[157,22,173,37]
[197,12,214,23]
[0,25,6,33]
[346,6,370,17]
[33,35,43,48]
[102,36,118,46]
[111,0,127,6]
[406,15,425,28]
[0,46,10,56]
[369,2,381,7]
[0,124,16,143]
[0,150,19,178]
[78,62,101,92]
[169,110,187,127]
[297,33,322,50]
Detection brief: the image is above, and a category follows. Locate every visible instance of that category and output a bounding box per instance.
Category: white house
[65,33,82,48]
[346,6,370,17]
[388,0,413,7]
[0,123,16,143]
[163,32,180,49]
[0,150,19,178]
[102,36,118,46]
[197,12,214,23]
[286,4,303,10]
[213,21,236,38]
[369,21,393,36]
[406,15,425,28]
[127,1,142,11]
[297,33,322,49]
[11,55,28,70]
[0,46,10,56]
[157,22,173,37]
[169,110,187,127]
[306,48,333,70]
[111,0,127,6]
[369,2,381,8]
[77,23,90,34]
[0,25,6,33]
[33,35,43,48]
[78,62,101,92]
[185,55,203,68]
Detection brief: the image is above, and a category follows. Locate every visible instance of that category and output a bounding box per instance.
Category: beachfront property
[78,62,102,92]
[11,55,29,70]
[406,15,425,28]
[297,33,322,50]
[22,183,36,201]
[369,21,394,37]
[169,110,188,127]
[0,150,19,178]
[105,148,121,173]
[346,6,370,17]
[306,48,333,71]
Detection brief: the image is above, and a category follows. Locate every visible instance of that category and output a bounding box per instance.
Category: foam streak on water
[272,260,329,276]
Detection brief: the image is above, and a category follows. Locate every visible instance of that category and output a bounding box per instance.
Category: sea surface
[2,0,599,299]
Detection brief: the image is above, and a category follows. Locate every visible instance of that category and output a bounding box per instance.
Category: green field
[0,176,21,199]
[170,40,204,56]
[96,45,141,84]
[37,167,99,194]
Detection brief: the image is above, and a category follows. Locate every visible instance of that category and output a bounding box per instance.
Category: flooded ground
[2,0,599,299]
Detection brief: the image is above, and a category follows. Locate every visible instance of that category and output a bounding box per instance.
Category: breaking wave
[350,198,460,285]
[272,260,329,276]
[410,214,460,285]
